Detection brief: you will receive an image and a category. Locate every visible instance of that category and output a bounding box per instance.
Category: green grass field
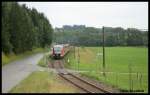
[64,47,148,93]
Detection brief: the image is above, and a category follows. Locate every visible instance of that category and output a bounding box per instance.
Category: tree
[53,25,148,47]
[2,2,13,54]
[2,2,53,54]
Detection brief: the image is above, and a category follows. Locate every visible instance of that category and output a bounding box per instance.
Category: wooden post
[102,26,105,76]
[129,63,132,92]
[140,73,142,91]
[77,46,80,71]
[74,46,75,58]
[116,73,118,87]
[137,72,139,90]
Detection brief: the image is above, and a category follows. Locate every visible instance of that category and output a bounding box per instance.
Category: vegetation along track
[48,60,113,93]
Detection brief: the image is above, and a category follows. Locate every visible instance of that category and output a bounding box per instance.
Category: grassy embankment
[10,71,77,93]
[2,48,48,66]
[38,54,52,67]
[64,47,148,93]
[37,46,53,67]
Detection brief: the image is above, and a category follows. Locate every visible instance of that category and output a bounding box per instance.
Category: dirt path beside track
[2,53,45,93]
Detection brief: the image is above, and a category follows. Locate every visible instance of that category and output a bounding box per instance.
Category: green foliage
[2,2,53,54]
[2,2,13,54]
[54,25,148,47]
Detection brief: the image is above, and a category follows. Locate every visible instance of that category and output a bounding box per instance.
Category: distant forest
[2,2,53,54]
[54,25,148,47]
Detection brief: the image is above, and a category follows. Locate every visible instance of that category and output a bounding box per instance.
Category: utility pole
[102,26,105,76]
[78,46,80,71]
[74,44,75,59]
[129,63,132,92]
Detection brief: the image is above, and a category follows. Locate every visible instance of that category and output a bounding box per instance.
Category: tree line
[54,25,148,46]
[2,2,53,54]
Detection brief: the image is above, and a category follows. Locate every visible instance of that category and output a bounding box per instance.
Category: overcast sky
[19,2,148,29]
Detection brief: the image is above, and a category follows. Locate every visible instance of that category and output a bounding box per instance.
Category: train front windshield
[54,47,62,54]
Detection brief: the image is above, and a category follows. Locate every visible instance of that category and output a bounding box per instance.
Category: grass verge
[38,54,52,67]
[2,48,47,66]
[9,71,77,93]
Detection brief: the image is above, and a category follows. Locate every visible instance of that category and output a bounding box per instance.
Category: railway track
[51,60,64,69]
[59,73,111,93]
[48,60,114,93]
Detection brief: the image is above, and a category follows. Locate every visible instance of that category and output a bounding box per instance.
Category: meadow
[64,46,148,93]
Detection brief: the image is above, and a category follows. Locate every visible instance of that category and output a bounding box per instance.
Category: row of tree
[2,2,53,54]
[54,25,148,46]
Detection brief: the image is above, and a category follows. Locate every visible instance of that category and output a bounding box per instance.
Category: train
[51,44,70,59]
